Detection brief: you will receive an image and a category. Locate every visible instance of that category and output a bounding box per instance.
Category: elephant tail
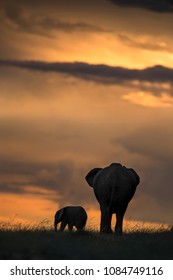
[108,180,119,211]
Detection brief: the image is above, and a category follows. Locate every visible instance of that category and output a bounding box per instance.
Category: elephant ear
[127,168,140,186]
[57,208,65,221]
[85,168,102,187]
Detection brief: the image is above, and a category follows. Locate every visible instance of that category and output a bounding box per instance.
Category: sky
[0,0,173,228]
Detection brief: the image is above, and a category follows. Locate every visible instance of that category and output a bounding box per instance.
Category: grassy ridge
[0,226,172,259]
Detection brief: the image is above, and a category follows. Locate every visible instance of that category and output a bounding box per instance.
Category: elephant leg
[60,220,67,232]
[68,224,73,231]
[54,220,58,232]
[76,225,84,231]
[100,208,112,233]
[115,211,126,235]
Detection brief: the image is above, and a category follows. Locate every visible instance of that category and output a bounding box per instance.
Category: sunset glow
[0,0,173,229]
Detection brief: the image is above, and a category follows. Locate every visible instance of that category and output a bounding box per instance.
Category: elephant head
[54,206,87,232]
[85,163,140,235]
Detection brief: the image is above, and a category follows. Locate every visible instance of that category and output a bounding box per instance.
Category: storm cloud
[109,0,173,13]
[2,0,173,13]
[1,60,173,87]
[0,158,92,207]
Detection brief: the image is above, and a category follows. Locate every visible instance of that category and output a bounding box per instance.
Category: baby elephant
[54,206,87,232]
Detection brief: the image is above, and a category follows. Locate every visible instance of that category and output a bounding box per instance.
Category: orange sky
[0,0,173,229]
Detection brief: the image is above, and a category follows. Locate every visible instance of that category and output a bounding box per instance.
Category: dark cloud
[0,117,90,205]
[108,0,173,13]
[0,159,92,206]
[0,0,92,9]
[2,11,105,36]
[38,19,104,33]
[0,1,107,36]
[3,0,172,13]
[1,60,173,89]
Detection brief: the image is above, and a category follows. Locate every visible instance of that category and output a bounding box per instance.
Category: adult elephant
[54,206,87,232]
[85,163,140,235]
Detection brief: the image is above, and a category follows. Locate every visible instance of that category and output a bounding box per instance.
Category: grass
[0,220,172,260]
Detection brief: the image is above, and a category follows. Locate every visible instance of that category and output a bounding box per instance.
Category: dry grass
[0,218,172,260]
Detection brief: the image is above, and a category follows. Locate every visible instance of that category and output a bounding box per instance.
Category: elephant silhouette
[54,206,87,232]
[85,162,140,235]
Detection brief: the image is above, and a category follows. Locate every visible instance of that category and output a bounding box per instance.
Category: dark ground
[0,229,172,260]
